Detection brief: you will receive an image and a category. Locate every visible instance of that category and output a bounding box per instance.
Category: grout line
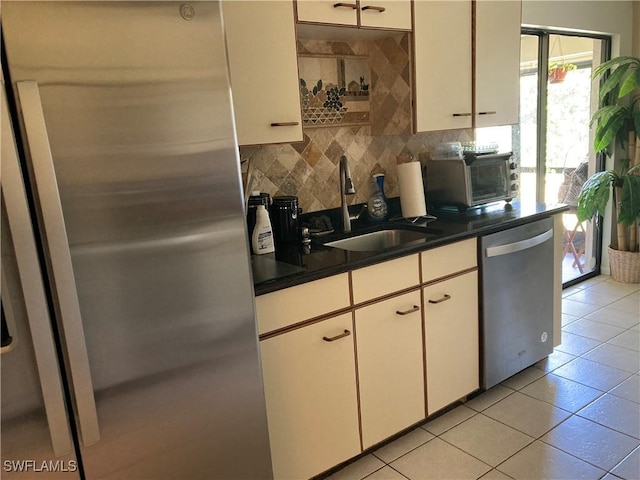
[427,436,494,473]
[559,327,614,345]
[514,377,607,413]
[532,433,610,476]
[574,396,640,440]
[385,464,411,480]
[358,463,387,480]
[371,427,436,467]
[610,444,640,476]
[580,315,640,332]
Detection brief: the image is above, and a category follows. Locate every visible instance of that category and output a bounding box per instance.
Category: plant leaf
[577,170,617,222]
[300,78,306,87]
[618,174,640,225]
[317,79,323,91]
[618,65,640,98]
[628,162,640,175]
[598,63,630,104]
[592,56,640,79]
[589,105,623,127]
[592,106,627,153]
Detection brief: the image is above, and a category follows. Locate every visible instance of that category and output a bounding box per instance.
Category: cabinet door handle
[478,111,497,116]
[428,294,451,304]
[270,122,300,127]
[334,2,358,9]
[362,5,386,12]
[323,329,351,342]
[452,113,472,117]
[396,305,420,315]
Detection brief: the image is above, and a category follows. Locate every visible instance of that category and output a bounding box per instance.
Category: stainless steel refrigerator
[1,2,273,478]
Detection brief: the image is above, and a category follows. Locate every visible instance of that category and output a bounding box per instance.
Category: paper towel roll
[397,162,427,218]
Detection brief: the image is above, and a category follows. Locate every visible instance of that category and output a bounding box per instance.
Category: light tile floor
[326,275,640,480]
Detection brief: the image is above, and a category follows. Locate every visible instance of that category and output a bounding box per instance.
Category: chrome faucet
[339,155,356,232]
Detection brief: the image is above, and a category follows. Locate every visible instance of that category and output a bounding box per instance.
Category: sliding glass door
[520,30,609,286]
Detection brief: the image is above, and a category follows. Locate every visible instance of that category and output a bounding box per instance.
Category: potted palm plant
[577,55,640,282]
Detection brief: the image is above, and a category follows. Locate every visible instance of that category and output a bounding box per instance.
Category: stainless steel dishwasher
[480,217,554,389]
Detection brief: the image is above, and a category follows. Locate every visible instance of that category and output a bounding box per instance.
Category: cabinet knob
[478,111,497,116]
[323,329,351,342]
[452,113,472,117]
[396,305,420,315]
[428,294,451,304]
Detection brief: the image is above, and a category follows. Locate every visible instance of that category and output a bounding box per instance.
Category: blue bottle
[367,174,388,221]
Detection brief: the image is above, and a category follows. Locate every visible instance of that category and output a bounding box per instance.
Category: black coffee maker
[270,196,300,248]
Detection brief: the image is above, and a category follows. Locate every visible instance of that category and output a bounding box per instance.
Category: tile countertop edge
[253,202,570,296]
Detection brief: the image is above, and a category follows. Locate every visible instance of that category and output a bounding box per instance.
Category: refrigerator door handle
[1,83,74,456]
[485,228,553,258]
[16,80,100,447]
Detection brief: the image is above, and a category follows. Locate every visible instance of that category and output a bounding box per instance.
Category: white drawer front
[255,273,350,334]
[421,238,477,283]
[352,254,419,304]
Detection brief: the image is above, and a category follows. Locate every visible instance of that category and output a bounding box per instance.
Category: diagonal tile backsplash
[240,33,473,214]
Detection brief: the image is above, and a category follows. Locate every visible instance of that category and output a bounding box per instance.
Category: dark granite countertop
[252,199,569,296]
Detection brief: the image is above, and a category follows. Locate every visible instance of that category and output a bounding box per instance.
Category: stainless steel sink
[324,229,427,252]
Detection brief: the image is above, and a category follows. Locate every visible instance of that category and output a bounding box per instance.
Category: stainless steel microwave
[425,152,518,211]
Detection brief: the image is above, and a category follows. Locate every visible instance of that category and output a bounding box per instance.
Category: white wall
[522,0,636,274]
[522,1,634,56]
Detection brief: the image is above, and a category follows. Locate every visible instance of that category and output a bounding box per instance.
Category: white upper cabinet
[413,0,521,132]
[296,0,359,26]
[475,0,522,127]
[359,1,412,30]
[413,1,473,132]
[223,1,302,145]
[296,0,411,30]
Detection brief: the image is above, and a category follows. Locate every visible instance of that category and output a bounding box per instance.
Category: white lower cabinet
[259,241,481,477]
[424,271,479,415]
[260,313,360,480]
[356,290,425,448]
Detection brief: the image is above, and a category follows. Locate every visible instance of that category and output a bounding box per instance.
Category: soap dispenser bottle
[252,204,275,254]
[367,173,388,221]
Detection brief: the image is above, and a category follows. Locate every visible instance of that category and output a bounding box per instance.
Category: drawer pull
[333,2,358,9]
[270,122,300,127]
[396,305,420,315]
[452,113,472,117]
[362,5,386,12]
[478,111,497,116]
[428,294,451,304]
[323,329,351,342]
